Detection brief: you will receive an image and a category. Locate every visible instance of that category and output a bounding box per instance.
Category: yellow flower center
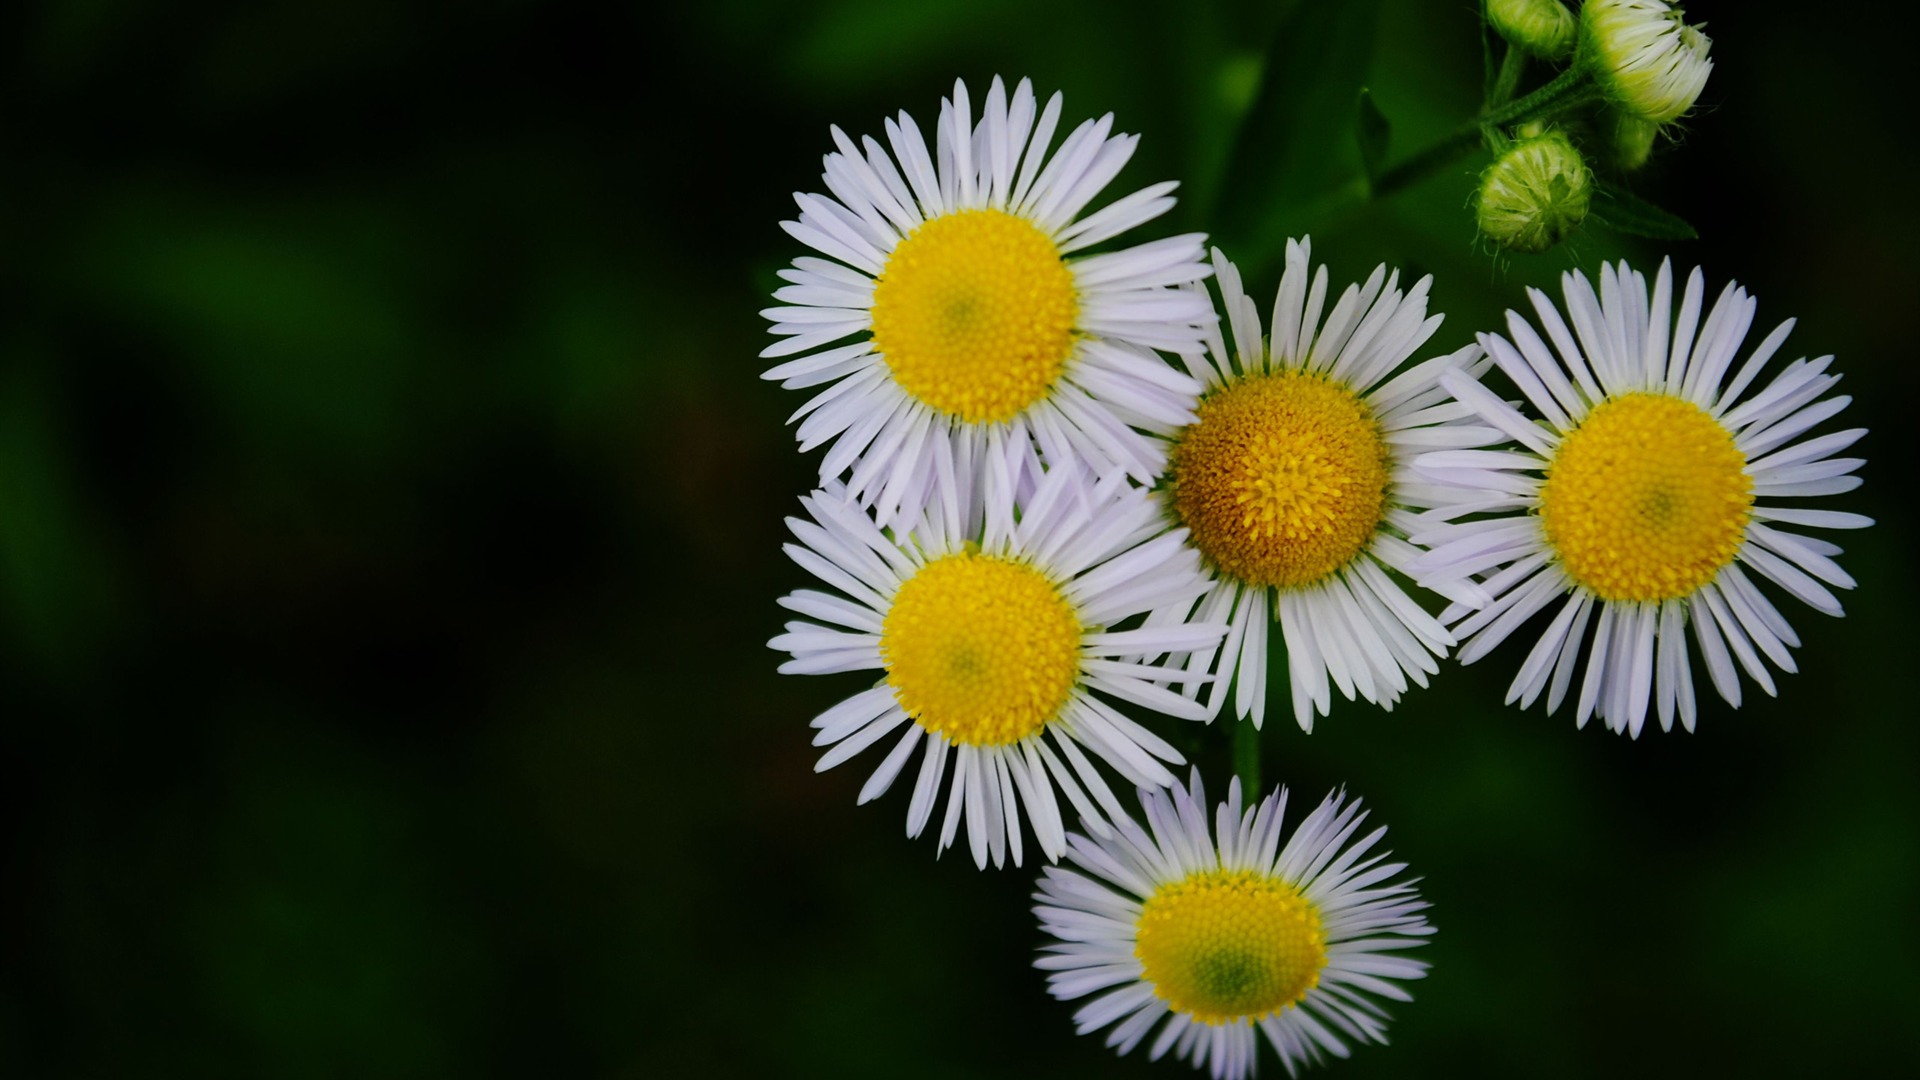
[1539,392,1754,602]
[1135,869,1327,1025]
[880,549,1083,746]
[869,209,1079,424]
[1166,370,1391,588]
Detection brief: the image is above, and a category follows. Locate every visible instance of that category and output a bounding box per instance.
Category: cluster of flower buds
[1475,0,1711,255]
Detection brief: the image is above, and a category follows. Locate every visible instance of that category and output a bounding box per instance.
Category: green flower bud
[1476,133,1592,255]
[1610,111,1662,170]
[1581,0,1713,125]
[1487,0,1576,61]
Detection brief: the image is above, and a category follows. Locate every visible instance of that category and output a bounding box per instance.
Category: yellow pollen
[880,549,1082,747]
[1135,869,1327,1025]
[1539,392,1753,602]
[870,209,1079,424]
[1166,370,1391,588]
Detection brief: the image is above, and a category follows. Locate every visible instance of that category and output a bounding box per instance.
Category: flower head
[1476,132,1592,255]
[771,466,1225,867]
[1035,771,1432,1078]
[1582,0,1713,124]
[1609,110,1663,170]
[1149,243,1492,731]
[1412,260,1870,736]
[762,76,1214,529]
[1488,0,1576,61]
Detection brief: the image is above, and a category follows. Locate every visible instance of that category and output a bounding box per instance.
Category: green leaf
[1589,188,1701,240]
[1209,0,1383,270]
[1357,88,1391,184]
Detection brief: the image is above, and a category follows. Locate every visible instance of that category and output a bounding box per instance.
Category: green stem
[1489,44,1527,108]
[1371,122,1485,198]
[1479,6,1498,100]
[1233,719,1262,795]
[1482,63,1599,128]
[1370,65,1600,199]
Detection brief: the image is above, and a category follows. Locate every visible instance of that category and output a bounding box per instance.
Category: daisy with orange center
[1149,242,1494,731]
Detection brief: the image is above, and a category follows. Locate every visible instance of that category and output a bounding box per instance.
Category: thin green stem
[1371,121,1485,198]
[1482,64,1599,128]
[1233,719,1262,795]
[1489,44,1527,108]
[1370,65,1600,199]
[1479,5,1498,100]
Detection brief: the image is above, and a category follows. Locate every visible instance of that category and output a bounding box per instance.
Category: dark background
[5,1,1916,1076]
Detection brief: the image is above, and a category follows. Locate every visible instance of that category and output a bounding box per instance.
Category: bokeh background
[6,1,1916,1076]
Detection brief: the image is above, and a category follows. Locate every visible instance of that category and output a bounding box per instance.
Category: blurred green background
[5,0,1916,1076]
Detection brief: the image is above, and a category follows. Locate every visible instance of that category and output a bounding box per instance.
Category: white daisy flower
[1412,260,1871,737]
[1581,0,1713,125]
[761,75,1214,528]
[1035,770,1432,1079]
[1151,242,1494,732]
[769,465,1226,869]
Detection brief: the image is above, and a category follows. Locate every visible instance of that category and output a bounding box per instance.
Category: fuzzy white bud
[1581,0,1713,125]
[1488,0,1576,61]
[1477,132,1592,255]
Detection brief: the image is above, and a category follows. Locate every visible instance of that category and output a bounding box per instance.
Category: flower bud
[1487,0,1576,61]
[1610,112,1661,170]
[1581,0,1713,125]
[1476,133,1591,255]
